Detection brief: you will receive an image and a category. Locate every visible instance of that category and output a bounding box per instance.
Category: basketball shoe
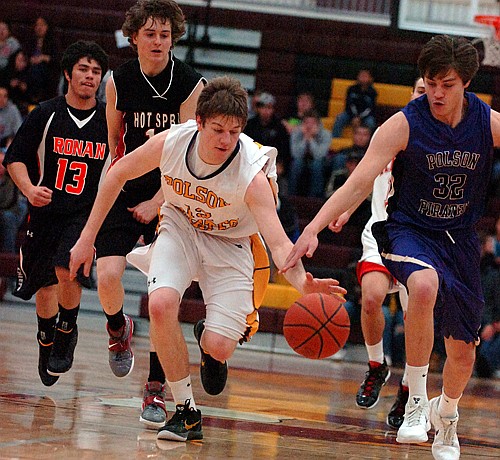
[356,359,390,408]
[157,399,203,442]
[194,320,227,395]
[396,395,431,443]
[140,381,167,429]
[37,332,59,386]
[107,314,134,378]
[387,380,409,429]
[429,396,460,460]
[47,323,78,376]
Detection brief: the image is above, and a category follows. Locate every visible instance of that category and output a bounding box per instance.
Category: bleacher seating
[322,78,494,152]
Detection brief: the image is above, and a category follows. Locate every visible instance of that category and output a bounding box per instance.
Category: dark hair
[418,35,479,84]
[196,76,248,128]
[60,40,109,79]
[302,109,320,121]
[122,0,186,50]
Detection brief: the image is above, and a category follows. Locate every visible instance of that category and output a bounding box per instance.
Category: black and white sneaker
[47,324,78,376]
[157,399,203,442]
[355,359,390,409]
[387,380,409,429]
[194,320,227,395]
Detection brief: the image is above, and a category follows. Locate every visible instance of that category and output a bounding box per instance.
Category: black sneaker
[37,332,59,386]
[157,399,203,442]
[387,380,409,429]
[47,324,78,376]
[193,320,228,395]
[355,359,390,409]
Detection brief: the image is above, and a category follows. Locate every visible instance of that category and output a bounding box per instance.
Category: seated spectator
[0,20,21,75]
[332,69,377,138]
[25,17,58,103]
[244,91,291,175]
[288,109,331,198]
[0,150,27,253]
[475,231,500,378]
[5,49,32,117]
[326,124,372,176]
[0,85,23,150]
[325,150,363,197]
[325,150,371,226]
[283,91,315,134]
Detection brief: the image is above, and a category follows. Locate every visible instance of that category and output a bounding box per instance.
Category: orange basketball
[283,293,350,359]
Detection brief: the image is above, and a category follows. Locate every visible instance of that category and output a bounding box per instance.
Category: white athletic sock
[406,364,429,401]
[438,389,460,418]
[167,375,196,410]
[401,364,409,387]
[366,340,385,364]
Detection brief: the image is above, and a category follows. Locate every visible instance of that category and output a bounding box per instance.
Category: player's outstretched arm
[245,171,346,300]
[69,132,166,279]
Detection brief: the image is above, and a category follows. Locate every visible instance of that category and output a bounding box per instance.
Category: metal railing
[179,0,500,37]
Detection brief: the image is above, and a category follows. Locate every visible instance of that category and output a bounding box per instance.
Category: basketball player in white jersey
[69,76,346,442]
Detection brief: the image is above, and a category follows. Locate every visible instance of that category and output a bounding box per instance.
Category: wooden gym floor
[0,301,498,459]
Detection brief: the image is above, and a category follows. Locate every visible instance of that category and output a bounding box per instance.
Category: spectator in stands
[325,150,363,198]
[331,68,377,138]
[25,17,57,103]
[326,124,372,177]
[475,231,500,378]
[283,91,315,134]
[325,150,371,226]
[0,150,27,253]
[0,85,23,150]
[4,49,32,117]
[244,91,291,176]
[288,109,331,197]
[493,215,500,265]
[247,89,262,120]
[0,20,21,73]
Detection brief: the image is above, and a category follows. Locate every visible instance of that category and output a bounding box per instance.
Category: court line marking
[98,397,293,423]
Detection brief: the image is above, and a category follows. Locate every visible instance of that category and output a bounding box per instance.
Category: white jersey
[159,119,277,238]
[359,160,394,264]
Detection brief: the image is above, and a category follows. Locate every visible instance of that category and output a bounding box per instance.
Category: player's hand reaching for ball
[281,229,319,272]
[302,272,346,303]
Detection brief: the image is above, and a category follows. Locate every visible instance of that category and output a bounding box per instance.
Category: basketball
[283,293,350,359]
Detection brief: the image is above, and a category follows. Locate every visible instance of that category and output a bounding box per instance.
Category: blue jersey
[388,92,494,231]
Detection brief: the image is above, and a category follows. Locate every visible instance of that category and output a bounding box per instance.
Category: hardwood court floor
[0,302,498,459]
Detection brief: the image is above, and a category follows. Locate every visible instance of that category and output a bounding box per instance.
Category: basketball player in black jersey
[93,0,205,429]
[3,41,109,386]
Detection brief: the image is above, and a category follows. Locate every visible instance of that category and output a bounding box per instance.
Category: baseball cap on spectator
[257,92,276,107]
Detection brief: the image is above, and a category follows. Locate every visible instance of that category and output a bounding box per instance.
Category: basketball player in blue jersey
[69,76,346,442]
[94,0,205,429]
[330,78,425,429]
[2,41,109,387]
[283,35,498,460]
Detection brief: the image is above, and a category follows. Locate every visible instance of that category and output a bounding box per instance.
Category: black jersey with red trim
[4,96,109,215]
[112,52,205,196]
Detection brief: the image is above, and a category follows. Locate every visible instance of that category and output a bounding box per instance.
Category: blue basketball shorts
[374,221,483,344]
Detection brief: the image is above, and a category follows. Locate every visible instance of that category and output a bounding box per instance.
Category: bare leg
[96,256,126,315]
[405,269,438,367]
[442,338,475,399]
[360,271,391,346]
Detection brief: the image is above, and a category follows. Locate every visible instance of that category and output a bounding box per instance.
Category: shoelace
[405,403,426,427]
[362,368,384,395]
[441,418,458,445]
